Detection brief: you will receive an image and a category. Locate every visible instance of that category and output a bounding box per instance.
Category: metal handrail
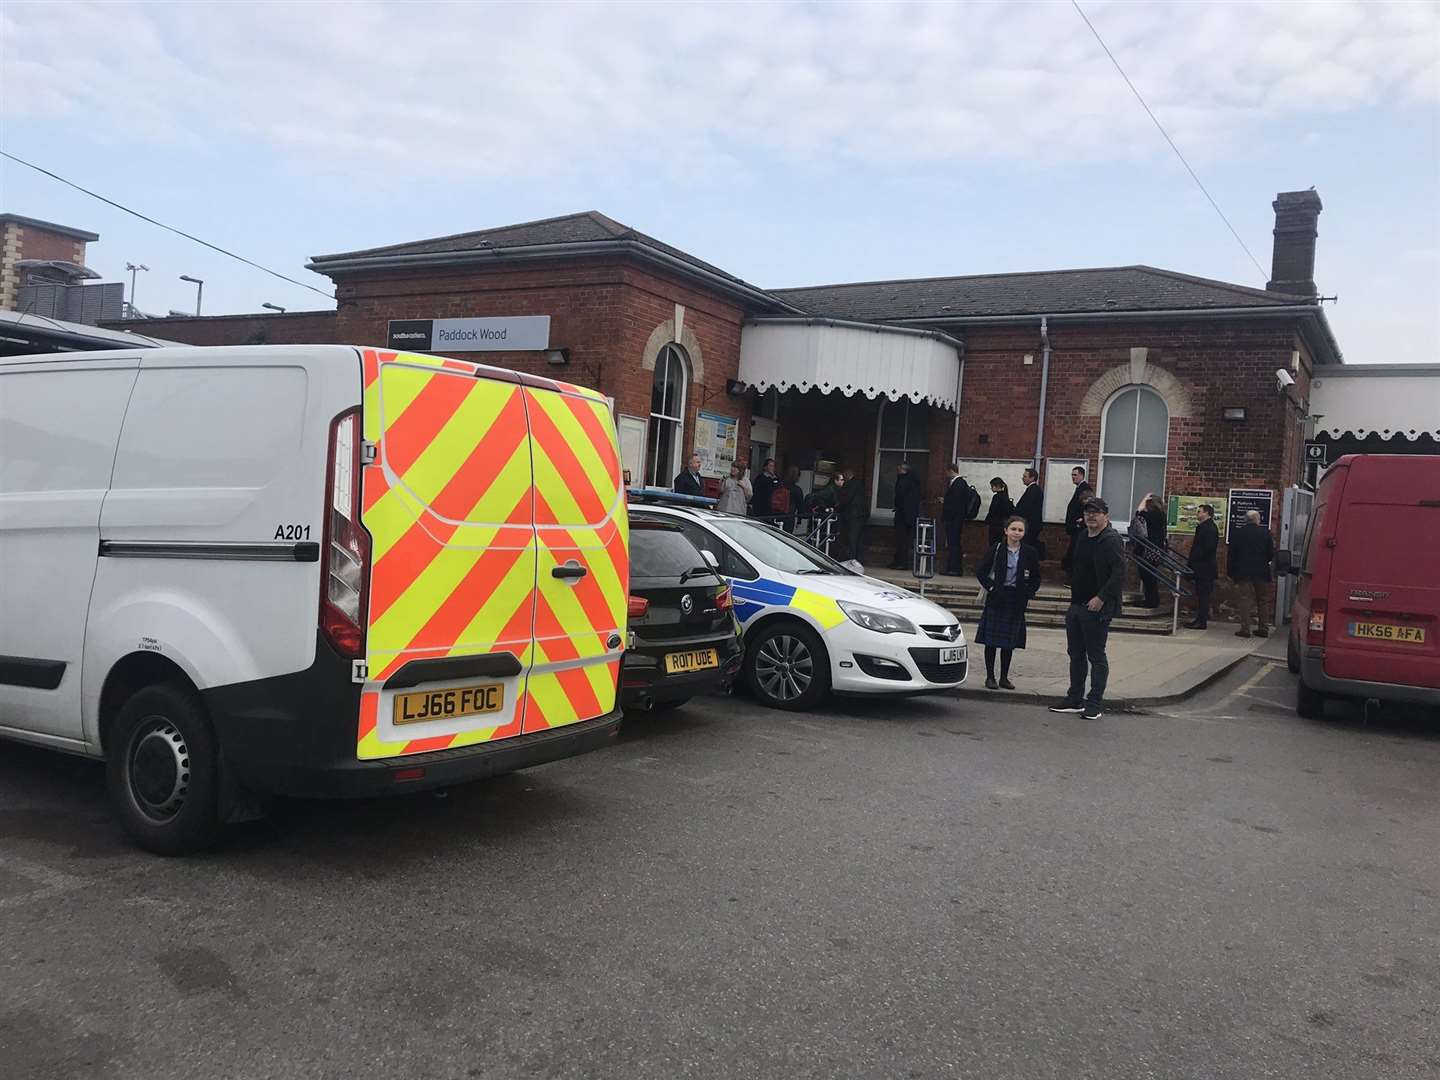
[1123,532,1192,634]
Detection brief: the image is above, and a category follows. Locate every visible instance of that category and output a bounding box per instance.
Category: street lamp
[261,302,286,313]
[125,262,148,315]
[179,275,204,316]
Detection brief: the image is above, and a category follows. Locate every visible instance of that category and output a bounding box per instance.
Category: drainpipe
[1033,316,1052,468]
[950,341,966,464]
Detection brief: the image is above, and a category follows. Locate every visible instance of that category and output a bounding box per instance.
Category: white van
[0,345,629,853]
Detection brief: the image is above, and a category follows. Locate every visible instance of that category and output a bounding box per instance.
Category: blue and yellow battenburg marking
[729,577,846,629]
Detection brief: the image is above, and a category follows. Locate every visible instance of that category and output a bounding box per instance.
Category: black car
[622,520,742,712]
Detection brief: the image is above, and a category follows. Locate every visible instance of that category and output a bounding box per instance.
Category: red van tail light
[320,407,371,658]
[1306,599,1327,647]
[627,595,650,618]
[715,586,732,611]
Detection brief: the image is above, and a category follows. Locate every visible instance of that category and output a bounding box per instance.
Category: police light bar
[626,487,718,508]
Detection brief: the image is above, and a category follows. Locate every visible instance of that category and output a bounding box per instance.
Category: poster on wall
[694,411,738,478]
[1167,494,1228,536]
[1225,488,1274,544]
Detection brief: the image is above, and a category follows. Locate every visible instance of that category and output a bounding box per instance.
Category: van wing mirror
[1274,549,1293,577]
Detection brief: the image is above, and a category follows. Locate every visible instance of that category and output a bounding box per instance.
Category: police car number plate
[939,646,966,664]
[392,683,504,726]
[1348,622,1426,644]
[664,648,719,674]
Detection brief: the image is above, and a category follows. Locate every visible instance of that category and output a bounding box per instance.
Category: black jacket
[1015,483,1044,544]
[1143,506,1168,552]
[1063,487,1088,538]
[941,476,972,524]
[750,471,780,516]
[1187,518,1220,581]
[1070,525,1126,619]
[976,541,1042,601]
[892,472,921,524]
[673,469,702,496]
[836,482,868,523]
[1228,523,1275,582]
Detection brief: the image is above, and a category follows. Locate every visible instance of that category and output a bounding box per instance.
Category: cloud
[3,0,1436,179]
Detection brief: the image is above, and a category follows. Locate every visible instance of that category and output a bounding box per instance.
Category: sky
[2,0,1437,364]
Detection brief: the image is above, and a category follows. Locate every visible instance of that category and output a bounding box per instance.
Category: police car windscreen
[711,520,852,576]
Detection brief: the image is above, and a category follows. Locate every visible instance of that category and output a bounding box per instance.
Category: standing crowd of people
[658,454,1279,710]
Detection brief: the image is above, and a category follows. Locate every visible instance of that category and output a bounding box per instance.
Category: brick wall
[1,222,89,310]
[101,310,340,346]
[330,258,751,492]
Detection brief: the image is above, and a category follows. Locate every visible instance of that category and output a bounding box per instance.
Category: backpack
[964,483,982,521]
[769,485,791,514]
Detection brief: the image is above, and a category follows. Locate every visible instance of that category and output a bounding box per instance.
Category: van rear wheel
[107,683,221,855]
[1296,677,1327,720]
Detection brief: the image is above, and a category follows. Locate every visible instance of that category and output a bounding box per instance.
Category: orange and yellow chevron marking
[352,350,628,758]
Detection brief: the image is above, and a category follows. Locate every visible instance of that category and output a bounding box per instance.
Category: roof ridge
[770,265,1156,293]
[311,210,611,262]
[1133,265,1311,303]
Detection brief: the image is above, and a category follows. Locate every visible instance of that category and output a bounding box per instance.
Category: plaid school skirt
[975,586,1029,650]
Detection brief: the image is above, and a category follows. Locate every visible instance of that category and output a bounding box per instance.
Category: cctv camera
[1275,368,1295,391]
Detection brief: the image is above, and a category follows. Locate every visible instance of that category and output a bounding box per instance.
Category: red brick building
[104,191,1342,619]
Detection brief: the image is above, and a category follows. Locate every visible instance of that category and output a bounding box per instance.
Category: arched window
[646,343,689,487]
[1099,385,1169,518]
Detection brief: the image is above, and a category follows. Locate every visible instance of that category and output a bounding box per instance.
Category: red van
[1283,455,1440,718]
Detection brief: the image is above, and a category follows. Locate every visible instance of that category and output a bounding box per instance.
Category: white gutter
[746,314,964,351]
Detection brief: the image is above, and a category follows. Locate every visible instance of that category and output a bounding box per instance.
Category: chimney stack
[1267,189,1323,297]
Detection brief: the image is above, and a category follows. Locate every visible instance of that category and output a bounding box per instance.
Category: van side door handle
[552,561,587,580]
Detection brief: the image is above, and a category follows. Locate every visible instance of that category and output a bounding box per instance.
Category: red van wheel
[1296,678,1326,720]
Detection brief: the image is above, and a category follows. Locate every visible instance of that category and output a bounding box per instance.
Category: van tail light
[715,586,732,611]
[1306,599,1326,647]
[320,407,371,659]
[627,595,650,618]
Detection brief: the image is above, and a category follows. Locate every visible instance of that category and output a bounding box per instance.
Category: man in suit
[940,463,973,575]
[1185,503,1220,629]
[889,462,921,569]
[1015,467,1045,558]
[750,458,779,518]
[1228,509,1275,638]
[1061,466,1088,579]
[673,453,703,496]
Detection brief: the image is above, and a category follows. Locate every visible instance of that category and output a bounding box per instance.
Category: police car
[628,494,967,710]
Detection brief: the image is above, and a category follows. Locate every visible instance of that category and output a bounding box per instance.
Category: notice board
[694,410,738,478]
[1044,458,1089,525]
[1225,488,1274,544]
[955,458,1032,519]
[1167,494,1228,537]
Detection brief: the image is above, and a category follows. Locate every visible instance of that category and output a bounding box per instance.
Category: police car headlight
[838,601,917,635]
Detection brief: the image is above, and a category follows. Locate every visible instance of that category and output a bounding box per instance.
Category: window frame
[1097,385,1169,524]
[646,343,690,487]
[871,398,930,520]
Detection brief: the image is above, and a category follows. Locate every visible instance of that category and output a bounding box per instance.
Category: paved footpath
[952,620,1273,709]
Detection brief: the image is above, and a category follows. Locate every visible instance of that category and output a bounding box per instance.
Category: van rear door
[1324,461,1440,688]
[357,350,538,759]
[522,380,627,732]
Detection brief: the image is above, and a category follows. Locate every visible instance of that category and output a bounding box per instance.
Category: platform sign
[1226,488,1274,544]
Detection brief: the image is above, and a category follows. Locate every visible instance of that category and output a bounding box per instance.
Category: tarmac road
[1,658,1437,1080]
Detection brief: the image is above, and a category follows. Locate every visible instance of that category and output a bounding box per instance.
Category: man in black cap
[1050,496,1125,719]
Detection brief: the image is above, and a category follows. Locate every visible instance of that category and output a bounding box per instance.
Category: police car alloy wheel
[745,622,830,710]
